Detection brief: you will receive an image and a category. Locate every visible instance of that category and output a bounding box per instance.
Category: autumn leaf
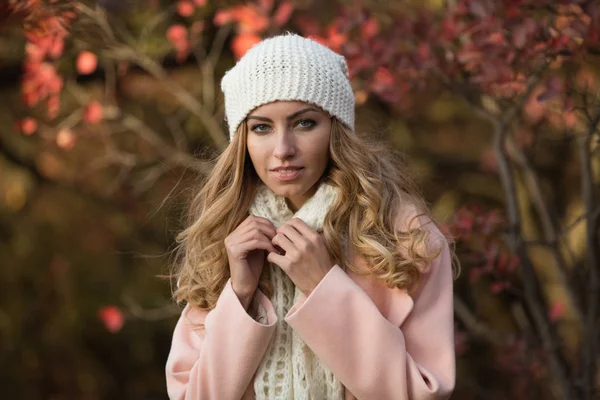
[548,301,566,322]
[272,1,294,28]
[166,24,187,43]
[56,128,76,150]
[213,10,233,25]
[83,101,103,124]
[258,0,274,13]
[76,51,97,75]
[361,16,379,39]
[176,1,195,18]
[19,117,37,135]
[234,5,269,34]
[98,306,125,333]
[231,33,261,60]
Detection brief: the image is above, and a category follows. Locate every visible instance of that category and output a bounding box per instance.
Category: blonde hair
[171,117,459,310]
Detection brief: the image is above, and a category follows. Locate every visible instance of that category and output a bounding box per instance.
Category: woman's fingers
[239,229,279,255]
[272,227,296,253]
[238,216,277,239]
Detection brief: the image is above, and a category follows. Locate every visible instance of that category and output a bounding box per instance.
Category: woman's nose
[272,130,296,159]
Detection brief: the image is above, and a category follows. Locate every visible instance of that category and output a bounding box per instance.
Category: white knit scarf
[249,180,344,400]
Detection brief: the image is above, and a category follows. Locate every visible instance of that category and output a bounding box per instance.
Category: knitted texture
[220,32,355,140]
[249,181,344,400]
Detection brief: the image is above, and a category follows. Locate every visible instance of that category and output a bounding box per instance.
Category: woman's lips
[271,168,304,181]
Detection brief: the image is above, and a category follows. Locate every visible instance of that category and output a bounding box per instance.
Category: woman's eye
[296,119,316,128]
[250,119,315,133]
[251,124,269,133]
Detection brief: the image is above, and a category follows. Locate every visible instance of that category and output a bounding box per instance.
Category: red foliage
[445,205,519,292]
[22,61,63,119]
[19,117,38,135]
[214,0,295,59]
[548,301,567,322]
[98,306,125,333]
[166,24,191,63]
[76,51,98,75]
[83,101,103,124]
[289,1,599,110]
[16,0,77,120]
[176,1,195,18]
[231,33,262,60]
[56,128,76,150]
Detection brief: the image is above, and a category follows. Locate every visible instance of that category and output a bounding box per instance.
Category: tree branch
[454,295,507,346]
[578,104,600,400]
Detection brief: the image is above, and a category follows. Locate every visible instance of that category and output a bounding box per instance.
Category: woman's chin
[269,183,303,197]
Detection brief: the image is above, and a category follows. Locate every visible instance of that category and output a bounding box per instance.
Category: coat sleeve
[165,279,278,400]
[284,233,455,400]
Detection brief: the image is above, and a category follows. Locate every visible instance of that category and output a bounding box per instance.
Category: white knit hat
[220,32,355,141]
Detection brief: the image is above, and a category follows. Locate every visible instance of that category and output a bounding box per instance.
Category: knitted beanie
[220,32,355,140]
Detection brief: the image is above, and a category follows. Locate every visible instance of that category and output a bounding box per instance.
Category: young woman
[166,32,458,400]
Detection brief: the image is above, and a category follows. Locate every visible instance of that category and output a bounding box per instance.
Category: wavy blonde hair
[171,117,459,310]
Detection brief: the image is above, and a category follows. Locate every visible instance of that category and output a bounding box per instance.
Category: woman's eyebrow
[247,107,317,122]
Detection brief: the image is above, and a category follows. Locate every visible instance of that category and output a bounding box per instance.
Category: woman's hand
[267,218,335,296]
[224,215,278,307]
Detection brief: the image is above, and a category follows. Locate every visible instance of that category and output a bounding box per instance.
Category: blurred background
[0,0,599,399]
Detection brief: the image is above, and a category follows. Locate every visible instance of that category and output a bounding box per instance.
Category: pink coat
[165,211,455,400]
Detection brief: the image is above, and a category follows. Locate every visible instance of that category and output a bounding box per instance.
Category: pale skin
[224,101,336,311]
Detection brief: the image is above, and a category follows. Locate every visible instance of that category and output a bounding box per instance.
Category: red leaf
[166,24,187,43]
[552,34,571,50]
[487,32,505,45]
[19,117,37,135]
[235,6,269,34]
[83,101,103,124]
[213,10,232,25]
[231,33,262,60]
[258,0,274,12]
[47,95,60,120]
[361,17,379,39]
[26,43,45,62]
[374,67,395,85]
[548,301,566,322]
[176,1,195,18]
[56,128,76,150]
[273,1,294,27]
[441,18,457,42]
[325,24,347,51]
[490,281,510,293]
[98,306,125,333]
[76,51,97,75]
[48,35,64,59]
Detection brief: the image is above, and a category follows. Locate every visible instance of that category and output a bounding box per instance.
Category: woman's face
[246,101,332,212]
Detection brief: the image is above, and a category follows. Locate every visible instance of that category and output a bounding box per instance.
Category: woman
[166,32,458,400]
